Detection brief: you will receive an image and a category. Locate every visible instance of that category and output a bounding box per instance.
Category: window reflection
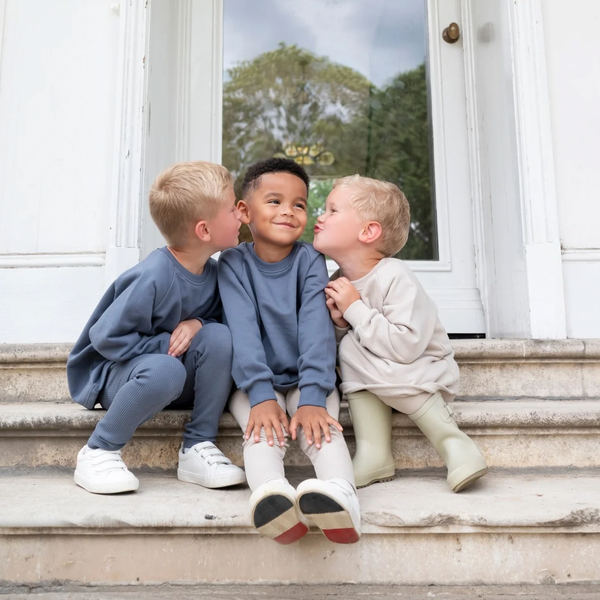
[223,0,437,260]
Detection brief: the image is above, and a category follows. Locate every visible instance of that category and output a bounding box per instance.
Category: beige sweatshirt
[335,257,459,413]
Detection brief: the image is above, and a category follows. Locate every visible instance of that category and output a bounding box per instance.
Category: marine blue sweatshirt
[217,242,336,409]
[67,247,221,409]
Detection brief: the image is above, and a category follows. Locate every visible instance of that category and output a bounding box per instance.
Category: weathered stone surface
[1,468,600,585]
[2,400,600,469]
[2,340,599,403]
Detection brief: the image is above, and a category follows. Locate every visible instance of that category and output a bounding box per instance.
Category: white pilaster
[105,0,151,285]
[508,0,566,338]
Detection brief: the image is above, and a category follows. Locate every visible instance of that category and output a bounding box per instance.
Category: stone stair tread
[2,467,600,532]
[2,399,600,430]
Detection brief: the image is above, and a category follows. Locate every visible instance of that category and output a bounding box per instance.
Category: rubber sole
[177,468,246,489]
[74,472,139,495]
[252,494,308,545]
[298,492,360,544]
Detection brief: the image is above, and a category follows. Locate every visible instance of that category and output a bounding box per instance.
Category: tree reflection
[223,43,435,260]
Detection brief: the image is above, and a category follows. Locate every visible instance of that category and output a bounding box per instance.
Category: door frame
[107,0,567,339]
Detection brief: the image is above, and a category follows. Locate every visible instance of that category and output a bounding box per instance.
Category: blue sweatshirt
[67,247,221,409]
[217,242,336,409]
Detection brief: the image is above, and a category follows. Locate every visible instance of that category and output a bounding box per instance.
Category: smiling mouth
[274,222,295,228]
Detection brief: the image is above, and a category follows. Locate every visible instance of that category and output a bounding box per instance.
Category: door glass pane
[222,0,437,260]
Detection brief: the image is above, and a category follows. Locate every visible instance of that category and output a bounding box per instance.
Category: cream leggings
[229,387,355,492]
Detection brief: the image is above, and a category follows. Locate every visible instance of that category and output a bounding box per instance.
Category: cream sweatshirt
[335,257,459,413]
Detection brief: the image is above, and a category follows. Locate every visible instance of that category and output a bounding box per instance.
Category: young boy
[218,158,360,545]
[313,175,488,493]
[67,161,246,494]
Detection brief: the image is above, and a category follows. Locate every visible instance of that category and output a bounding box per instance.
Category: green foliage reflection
[223,43,436,260]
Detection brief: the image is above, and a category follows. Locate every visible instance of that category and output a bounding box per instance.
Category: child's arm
[217,253,289,447]
[89,274,172,361]
[326,271,437,364]
[289,253,342,447]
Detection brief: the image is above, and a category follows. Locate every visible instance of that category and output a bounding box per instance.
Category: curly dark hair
[241,158,310,199]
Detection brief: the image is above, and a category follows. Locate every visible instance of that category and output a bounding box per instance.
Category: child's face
[239,172,308,250]
[313,187,364,260]
[206,186,242,251]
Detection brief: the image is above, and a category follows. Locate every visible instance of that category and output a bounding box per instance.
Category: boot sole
[354,464,396,489]
[450,467,488,493]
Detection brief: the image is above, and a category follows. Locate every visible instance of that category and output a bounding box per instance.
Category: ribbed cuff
[297,383,328,409]
[343,300,371,328]
[247,380,277,408]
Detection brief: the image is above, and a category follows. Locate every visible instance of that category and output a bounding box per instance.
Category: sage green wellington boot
[347,391,395,488]
[409,392,488,492]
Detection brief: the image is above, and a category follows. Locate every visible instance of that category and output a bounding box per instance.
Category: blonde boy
[68,161,245,494]
[313,175,488,492]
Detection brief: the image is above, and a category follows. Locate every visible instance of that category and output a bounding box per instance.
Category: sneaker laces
[192,443,233,466]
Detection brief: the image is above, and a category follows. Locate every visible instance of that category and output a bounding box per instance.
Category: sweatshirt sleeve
[342,269,437,364]
[88,273,172,361]
[296,254,336,408]
[217,253,277,407]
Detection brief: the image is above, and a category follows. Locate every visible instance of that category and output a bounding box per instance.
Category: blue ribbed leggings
[87,323,233,451]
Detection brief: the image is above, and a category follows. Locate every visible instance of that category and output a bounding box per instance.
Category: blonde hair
[149,161,234,245]
[333,175,410,256]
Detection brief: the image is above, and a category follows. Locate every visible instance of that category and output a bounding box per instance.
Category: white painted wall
[542,0,600,337]
[0,0,119,253]
[0,0,119,342]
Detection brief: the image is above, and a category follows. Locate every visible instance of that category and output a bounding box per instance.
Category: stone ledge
[1,468,600,585]
[2,401,600,470]
[1,340,599,402]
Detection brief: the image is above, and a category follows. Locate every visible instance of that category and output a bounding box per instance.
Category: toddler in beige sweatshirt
[313,174,487,492]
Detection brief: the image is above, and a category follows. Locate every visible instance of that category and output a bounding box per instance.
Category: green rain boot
[347,391,395,488]
[409,393,488,492]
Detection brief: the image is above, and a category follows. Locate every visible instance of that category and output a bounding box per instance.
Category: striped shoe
[249,479,308,545]
[296,478,361,544]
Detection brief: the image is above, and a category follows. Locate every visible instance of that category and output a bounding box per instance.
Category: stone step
[2,339,599,403]
[1,399,600,470]
[1,466,599,586]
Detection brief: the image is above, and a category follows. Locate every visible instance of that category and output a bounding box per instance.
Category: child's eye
[268,199,280,205]
[295,203,307,210]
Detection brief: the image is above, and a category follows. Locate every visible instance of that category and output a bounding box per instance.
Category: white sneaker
[296,478,361,544]
[249,479,308,545]
[74,445,139,494]
[177,441,246,489]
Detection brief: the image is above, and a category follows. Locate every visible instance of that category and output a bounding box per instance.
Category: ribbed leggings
[88,323,233,451]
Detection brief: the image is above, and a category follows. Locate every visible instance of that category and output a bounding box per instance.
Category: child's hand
[325,278,361,315]
[168,319,203,357]
[246,400,289,448]
[325,295,349,328]
[290,406,343,450]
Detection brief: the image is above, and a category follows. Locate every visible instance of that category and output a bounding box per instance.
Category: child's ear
[236,200,251,225]
[359,221,383,245]
[194,220,211,242]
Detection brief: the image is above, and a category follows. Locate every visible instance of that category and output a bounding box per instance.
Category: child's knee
[199,323,233,362]
[135,354,186,400]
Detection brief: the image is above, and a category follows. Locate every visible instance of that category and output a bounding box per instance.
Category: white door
[142,0,485,335]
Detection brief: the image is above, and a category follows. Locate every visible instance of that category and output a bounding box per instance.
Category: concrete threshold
[1,467,600,585]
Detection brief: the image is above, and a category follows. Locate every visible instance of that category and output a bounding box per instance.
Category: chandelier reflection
[274,143,335,166]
